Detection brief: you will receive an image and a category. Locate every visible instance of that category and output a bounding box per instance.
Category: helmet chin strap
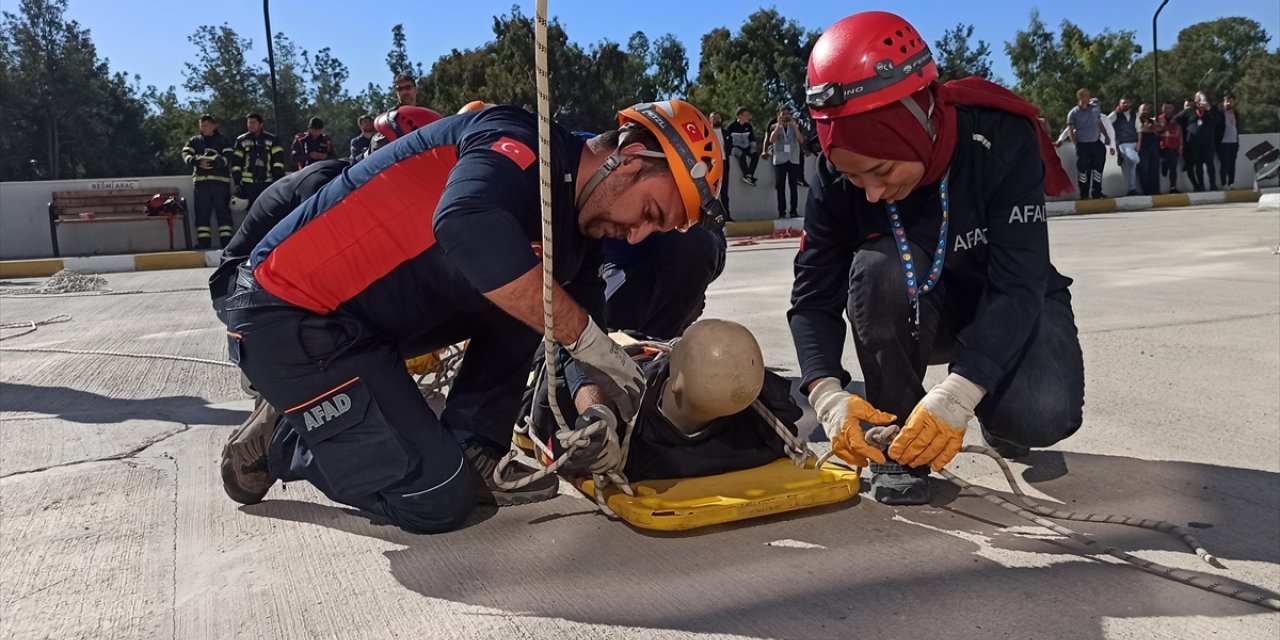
[574,144,667,212]
[899,90,937,142]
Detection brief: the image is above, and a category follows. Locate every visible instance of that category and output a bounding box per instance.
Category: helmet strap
[574,146,668,212]
[899,92,937,142]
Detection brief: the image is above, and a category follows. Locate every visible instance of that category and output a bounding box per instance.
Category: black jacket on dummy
[525,348,801,481]
[790,105,1074,393]
[209,159,350,319]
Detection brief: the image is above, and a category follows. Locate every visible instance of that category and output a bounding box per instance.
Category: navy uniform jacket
[789,105,1073,393]
[249,106,603,352]
[290,132,337,170]
[209,158,350,314]
[232,130,286,185]
[182,131,233,183]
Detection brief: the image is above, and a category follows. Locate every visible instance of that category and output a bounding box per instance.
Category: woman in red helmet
[790,11,1083,505]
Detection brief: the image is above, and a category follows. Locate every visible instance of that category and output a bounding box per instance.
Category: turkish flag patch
[490,136,536,170]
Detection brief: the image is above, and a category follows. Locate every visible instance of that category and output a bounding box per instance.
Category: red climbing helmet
[806,11,938,120]
[374,105,443,141]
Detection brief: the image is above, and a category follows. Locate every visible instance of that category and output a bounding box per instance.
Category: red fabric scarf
[816,77,1075,197]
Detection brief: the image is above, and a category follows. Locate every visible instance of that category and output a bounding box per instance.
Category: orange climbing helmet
[616,100,726,230]
[374,106,443,141]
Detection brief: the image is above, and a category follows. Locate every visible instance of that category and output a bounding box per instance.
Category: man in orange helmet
[219,100,725,534]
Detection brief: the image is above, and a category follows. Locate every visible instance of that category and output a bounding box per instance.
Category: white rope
[0,314,72,341]
[489,0,635,514]
[0,344,235,368]
[857,425,1279,612]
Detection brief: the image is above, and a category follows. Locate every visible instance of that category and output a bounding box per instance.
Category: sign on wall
[87,180,139,190]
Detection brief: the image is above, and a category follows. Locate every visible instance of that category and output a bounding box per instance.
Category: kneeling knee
[986,398,1083,448]
[381,468,476,534]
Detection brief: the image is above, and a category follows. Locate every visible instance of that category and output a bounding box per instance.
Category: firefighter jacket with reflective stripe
[232,130,285,185]
[182,132,234,183]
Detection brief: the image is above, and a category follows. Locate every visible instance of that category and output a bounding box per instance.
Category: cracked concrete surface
[1,204,1278,639]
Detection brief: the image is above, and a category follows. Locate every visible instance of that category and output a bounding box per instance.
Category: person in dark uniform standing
[290,117,337,171]
[791,12,1084,505]
[231,113,285,209]
[182,114,235,249]
[219,101,726,534]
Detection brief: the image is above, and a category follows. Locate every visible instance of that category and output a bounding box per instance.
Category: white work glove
[808,377,896,468]
[889,373,986,472]
[566,321,644,422]
[557,405,623,476]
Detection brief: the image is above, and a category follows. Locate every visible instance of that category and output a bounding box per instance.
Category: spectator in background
[232,113,285,208]
[290,117,337,171]
[1135,103,1161,195]
[709,112,732,221]
[1066,88,1113,199]
[394,72,419,107]
[182,114,234,249]
[1174,92,1219,192]
[350,114,376,160]
[1157,102,1182,193]
[1216,94,1241,189]
[1110,97,1141,196]
[768,105,805,219]
[725,107,760,186]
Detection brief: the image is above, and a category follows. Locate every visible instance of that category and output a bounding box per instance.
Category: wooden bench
[47,188,191,257]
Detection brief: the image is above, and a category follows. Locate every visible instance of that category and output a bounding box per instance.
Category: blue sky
[61,0,1280,97]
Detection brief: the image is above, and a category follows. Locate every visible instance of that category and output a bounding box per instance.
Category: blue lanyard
[886,174,949,338]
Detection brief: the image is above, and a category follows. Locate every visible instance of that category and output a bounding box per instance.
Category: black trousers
[227,285,540,534]
[1138,147,1162,195]
[774,162,802,216]
[1184,144,1217,192]
[732,147,759,179]
[194,181,232,247]
[720,154,732,215]
[239,181,267,207]
[1216,142,1239,187]
[1160,149,1180,191]
[847,237,1085,450]
[1074,141,1106,199]
[604,227,726,340]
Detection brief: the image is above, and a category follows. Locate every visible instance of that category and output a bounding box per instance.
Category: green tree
[0,0,166,180]
[1233,49,1280,133]
[385,24,423,84]
[688,10,817,133]
[258,32,309,141]
[310,47,366,153]
[934,23,994,82]
[1158,18,1270,107]
[183,24,261,135]
[1006,11,1142,125]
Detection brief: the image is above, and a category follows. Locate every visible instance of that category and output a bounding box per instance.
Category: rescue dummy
[526,319,802,481]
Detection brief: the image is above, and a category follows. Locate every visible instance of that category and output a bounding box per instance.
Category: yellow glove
[808,377,895,468]
[889,373,986,472]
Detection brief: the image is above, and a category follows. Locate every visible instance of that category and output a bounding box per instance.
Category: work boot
[462,439,559,506]
[868,462,931,505]
[982,425,1031,459]
[220,400,278,505]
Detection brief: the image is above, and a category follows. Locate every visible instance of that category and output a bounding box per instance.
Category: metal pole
[263,0,281,133]
[1153,0,1170,109]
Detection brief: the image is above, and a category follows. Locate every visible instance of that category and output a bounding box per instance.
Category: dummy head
[660,319,765,434]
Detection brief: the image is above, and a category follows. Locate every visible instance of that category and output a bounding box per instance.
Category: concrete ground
[2,203,1277,639]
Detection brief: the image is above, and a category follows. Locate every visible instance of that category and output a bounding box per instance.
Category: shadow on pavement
[242,450,1279,639]
[0,381,245,426]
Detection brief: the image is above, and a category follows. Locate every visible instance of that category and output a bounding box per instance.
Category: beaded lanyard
[885,173,950,339]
